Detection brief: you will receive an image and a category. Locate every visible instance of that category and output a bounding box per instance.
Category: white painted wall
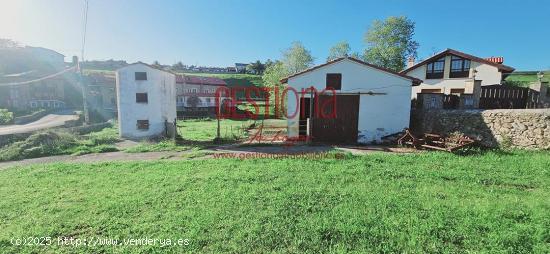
[286,58,413,143]
[116,63,176,139]
[406,56,503,97]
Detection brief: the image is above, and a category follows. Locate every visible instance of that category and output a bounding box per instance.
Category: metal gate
[311,94,359,143]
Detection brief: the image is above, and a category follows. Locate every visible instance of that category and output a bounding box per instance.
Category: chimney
[485,56,504,64]
[407,56,415,68]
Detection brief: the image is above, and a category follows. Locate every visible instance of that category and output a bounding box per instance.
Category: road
[0,113,79,135]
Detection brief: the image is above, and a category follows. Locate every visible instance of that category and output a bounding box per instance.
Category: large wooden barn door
[311,94,359,143]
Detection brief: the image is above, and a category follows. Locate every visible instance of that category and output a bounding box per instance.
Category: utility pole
[80,0,90,124]
[77,57,89,124]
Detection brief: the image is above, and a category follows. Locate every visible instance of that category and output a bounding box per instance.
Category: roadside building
[401,48,515,98]
[175,75,228,118]
[116,62,176,139]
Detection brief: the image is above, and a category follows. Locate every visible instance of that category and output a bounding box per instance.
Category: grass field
[1,150,549,253]
[504,71,550,87]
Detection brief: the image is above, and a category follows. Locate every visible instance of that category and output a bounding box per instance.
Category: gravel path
[0,144,416,170]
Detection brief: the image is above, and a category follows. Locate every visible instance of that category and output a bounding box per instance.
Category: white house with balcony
[175,75,228,118]
[401,49,515,97]
[116,62,176,139]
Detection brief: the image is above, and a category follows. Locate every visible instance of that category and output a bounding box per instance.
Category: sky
[1,0,549,70]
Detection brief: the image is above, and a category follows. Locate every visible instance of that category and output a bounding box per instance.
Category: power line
[0,67,76,87]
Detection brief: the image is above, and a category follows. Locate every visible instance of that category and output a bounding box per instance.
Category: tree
[264,59,274,68]
[187,96,201,108]
[262,60,289,117]
[246,60,266,75]
[282,41,314,74]
[0,109,14,125]
[363,16,419,72]
[262,61,288,88]
[327,41,351,61]
[172,61,184,70]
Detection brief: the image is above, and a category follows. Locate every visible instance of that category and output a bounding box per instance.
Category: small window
[426,57,445,79]
[135,72,147,80]
[137,120,149,130]
[136,93,148,103]
[326,73,342,90]
[449,56,471,78]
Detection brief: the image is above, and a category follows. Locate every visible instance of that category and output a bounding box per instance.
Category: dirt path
[0,144,416,170]
[0,151,187,170]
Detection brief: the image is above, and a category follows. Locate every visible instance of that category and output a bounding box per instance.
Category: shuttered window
[135,72,147,80]
[136,120,149,130]
[136,93,148,103]
[326,73,342,90]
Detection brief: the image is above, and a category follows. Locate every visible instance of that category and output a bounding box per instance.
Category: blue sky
[1,0,549,70]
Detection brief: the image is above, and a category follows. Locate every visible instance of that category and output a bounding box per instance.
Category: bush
[0,109,14,125]
[0,126,121,162]
[83,126,120,145]
[0,131,77,161]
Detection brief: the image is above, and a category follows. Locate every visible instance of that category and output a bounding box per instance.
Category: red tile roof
[401,49,515,74]
[176,75,227,86]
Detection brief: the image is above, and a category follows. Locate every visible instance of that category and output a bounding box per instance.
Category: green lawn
[177,119,253,142]
[177,118,286,143]
[1,151,549,253]
[504,71,550,87]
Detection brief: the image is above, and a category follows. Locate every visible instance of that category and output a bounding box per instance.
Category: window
[136,93,148,103]
[449,56,471,78]
[326,73,342,90]
[206,98,211,103]
[135,72,147,80]
[426,57,445,79]
[137,120,149,130]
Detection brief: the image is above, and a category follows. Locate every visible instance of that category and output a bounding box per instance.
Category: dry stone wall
[411,109,550,149]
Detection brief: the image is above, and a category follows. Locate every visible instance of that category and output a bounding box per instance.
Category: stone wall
[411,109,550,149]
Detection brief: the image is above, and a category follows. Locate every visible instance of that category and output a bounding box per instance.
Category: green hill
[504,71,550,87]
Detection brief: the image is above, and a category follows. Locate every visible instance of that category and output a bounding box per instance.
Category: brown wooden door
[311,94,359,143]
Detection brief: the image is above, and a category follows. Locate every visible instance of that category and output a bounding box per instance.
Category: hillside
[504,71,550,87]
[180,72,264,88]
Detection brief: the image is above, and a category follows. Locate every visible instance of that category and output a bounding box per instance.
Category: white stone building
[116,62,176,139]
[401,49,515,97]
[281,57,421,144]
